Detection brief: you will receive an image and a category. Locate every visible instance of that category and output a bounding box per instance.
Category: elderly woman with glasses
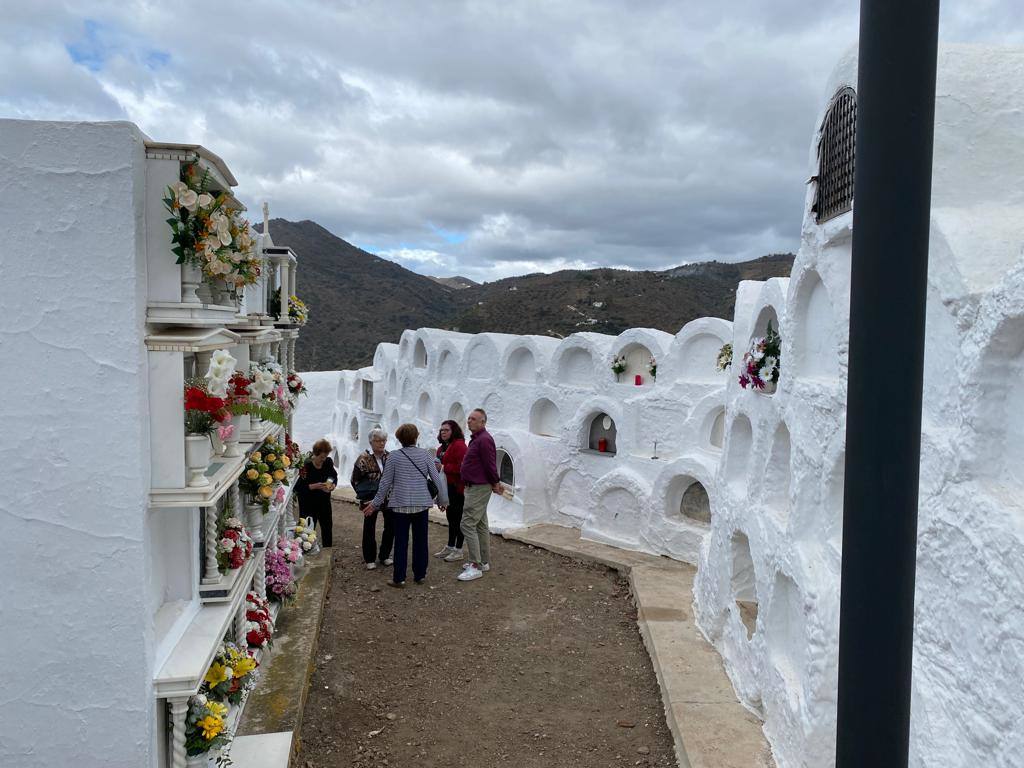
[350,427,395,570]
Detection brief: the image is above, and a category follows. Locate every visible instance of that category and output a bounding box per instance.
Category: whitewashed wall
[0,120,154,767]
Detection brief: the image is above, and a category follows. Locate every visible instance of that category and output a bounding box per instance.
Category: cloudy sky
[3,1,1022,281]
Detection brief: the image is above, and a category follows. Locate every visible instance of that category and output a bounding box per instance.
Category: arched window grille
[814,87,857,223]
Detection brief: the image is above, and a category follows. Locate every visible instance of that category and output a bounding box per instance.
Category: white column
[201,506,221,585]
[169,697,189,768]
[234,598,247,648]
[255,544,267,601]
[288,259,298,305]
[195,350,213,379]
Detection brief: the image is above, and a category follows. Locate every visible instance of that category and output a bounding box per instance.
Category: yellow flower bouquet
[203,642,259,706]
[185,694,230,757]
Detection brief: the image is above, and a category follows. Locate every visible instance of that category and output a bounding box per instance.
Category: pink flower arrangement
[265,548,298,603]
[738,322,782,391]
[276,538,302,565]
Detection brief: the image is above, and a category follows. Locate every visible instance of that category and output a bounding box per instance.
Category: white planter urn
[180,261,203,304]
[250,411,263,432]
[222,413,245,458]
[244,498,266,543]
[184,435,212,487]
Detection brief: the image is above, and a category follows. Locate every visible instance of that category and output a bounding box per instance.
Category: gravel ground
[298,499,677,768]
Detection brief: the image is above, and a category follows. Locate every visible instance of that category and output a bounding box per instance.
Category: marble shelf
[146,300,241,326]
[198,556,257,604]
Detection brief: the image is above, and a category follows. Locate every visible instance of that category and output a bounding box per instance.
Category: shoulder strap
[398,449,430,481]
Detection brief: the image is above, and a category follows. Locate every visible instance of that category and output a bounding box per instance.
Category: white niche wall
[505,346,537,383]
[724,414,754,491]
[791,269,840,380]
[529,398,561,438]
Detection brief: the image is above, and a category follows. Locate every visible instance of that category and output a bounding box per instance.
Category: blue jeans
[392,509,429,583]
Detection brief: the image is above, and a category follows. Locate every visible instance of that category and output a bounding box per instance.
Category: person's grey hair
[471,408,488,423]
[368,427,388,443]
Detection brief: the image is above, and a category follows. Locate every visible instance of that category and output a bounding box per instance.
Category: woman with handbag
[433,420,468,561]
[296,439,338,547]
[350,428,394,570]
[362,423,448,587]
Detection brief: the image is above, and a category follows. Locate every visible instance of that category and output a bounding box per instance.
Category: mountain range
[260,219,794,371]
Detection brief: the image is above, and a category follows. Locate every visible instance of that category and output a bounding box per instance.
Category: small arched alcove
[554,469,590,521]
[793,271,840,380]
[558,347,595,386]
[348,417,359,442]
[706,407,726,451]
[438,349,459,380]
[387,368,398,396]
[447,402,466,426]
[388,408,400,431]
[667,475,711,525]
[825,452,845,558]
[529,398,561,437]
[763,423,792,525]
[678,333,728,383]
[413,339,428,369]
[730,531,759,640]
[496,448,515,495]
[744,305,782,394]
[466,341,495,380]
[505,347,537,383]
[417,392,433,422]
[586,413,617,455]
[400,376,414,404]
[724,415,753,490]
[612,343,655,386]
[765,572,807,704]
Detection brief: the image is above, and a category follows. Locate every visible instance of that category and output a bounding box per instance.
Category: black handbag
[353,477,379,501]
[399,449,438,498]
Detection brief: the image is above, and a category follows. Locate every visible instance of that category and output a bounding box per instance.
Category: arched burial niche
[387,368,398,396]
[744,305,782,394]
[586,412,617,454]
[793,271,840,380]
[447,402,466,426]
[388,408,400,431]
[613,343,655,385]
[465,340,495,380]
[496,448,515,495]
[730,531,759,640]
[765,572,807,704]
[724,415,753,490]
[437,349,459,380]
[667,475,711,525]
[706,407,726,451]
[505,346,537,383]
[970,316,1024,494]
[417,392,433,422]
[529,398,561,437]
[558,346,594,386]
[413,338,428,369]
[348,416,359,442]
[763,423,792,525]
[678,333,728,383]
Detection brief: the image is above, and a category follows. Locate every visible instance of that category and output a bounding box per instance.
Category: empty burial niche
[413,339,428,369]
[794,271,840,380]
[724,415,753,489]
[765,572,807,700]
[438,349,458,379]
[506,347,537,383]
[587,412,617,454]
[387,368,397,394]
[973,319,1024,493]
[667,476,711,525]
[679,333,726,382]
[417,392,432,421]
[496,448,515,495]
[730,532,759,640]
[388,409,400,431]
[529,398,561,437]
[348,417,359,442]
[614,343,655,385]
[559,347,594,386]
[362,380,374,411]
[707,408,726,450]
[763,424,792,523]
[448,402,466,426]
[466,343,493,380]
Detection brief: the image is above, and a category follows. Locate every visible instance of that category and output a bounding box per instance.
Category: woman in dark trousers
[362,423,448,587]
[350,427,394,570]
[295,438,338,547]
[433,419,467,561]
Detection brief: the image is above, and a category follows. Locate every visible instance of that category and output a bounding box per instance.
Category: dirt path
[298,499,677,767]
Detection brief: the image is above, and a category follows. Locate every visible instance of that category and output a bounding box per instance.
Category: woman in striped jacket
[363,423,449,587]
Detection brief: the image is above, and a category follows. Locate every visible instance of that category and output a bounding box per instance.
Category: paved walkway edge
[502,524,774,768]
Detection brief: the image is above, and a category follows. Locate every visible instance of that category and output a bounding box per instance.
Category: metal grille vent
[814,87,857,223]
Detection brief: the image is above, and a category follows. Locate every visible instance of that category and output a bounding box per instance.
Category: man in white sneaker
[456,408,503,581]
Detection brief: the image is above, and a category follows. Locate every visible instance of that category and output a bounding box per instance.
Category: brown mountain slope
[266,219,794,371]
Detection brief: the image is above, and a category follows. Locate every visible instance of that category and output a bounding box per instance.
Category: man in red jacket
[457,408,504,581]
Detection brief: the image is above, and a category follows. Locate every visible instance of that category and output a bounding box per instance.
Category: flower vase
[195,277,214,305]
[222,414,245,458]
[759,380,778,396]
[250,411,263,433]
[245,499,265,543]
[180,261,203,304]
[186,753,210,767]
[184,435,212,487]
[214,281,235,308]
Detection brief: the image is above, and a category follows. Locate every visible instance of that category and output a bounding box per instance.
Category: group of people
[298,408,505,588]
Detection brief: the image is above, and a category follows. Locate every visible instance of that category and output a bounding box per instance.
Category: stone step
[228,731,293,767]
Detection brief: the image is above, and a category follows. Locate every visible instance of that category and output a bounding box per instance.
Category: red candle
[635,374,643,385]
[598,437,608,452]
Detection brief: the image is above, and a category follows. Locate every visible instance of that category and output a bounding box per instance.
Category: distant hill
[261,219,794,371]
[428,275,478,290]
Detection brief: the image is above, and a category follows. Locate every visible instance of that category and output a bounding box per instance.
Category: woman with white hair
[350,427,394,569]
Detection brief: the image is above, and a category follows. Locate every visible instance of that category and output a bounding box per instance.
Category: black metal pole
[836,1,940,766]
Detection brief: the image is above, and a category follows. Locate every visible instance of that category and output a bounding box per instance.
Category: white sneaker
[365,562,377,570]
[444,549,464,562]
[433,545,452,558]
[480,563,490,572]
[383,558,394,566]
[457,564,484,581]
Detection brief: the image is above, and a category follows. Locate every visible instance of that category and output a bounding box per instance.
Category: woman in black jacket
[295,438,338,547]
[350,427,394,569]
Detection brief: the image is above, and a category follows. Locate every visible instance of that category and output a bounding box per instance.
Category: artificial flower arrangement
[716,342,733,372]
[163,161,262,289]
[286,372,307,405]
[738,323,782,391]
[203,642,259,706]
[245,591,274,650]
[647,356,658,380]
[276,537,303,567]
[611,354,627,376]
[284,434,302,466]
[216,514,253,572]
[239,439,291,510]
[184,694,230,758]
[288,295,309,325]
[291,522,318,553]
[224,370,287,426]
[184,379,230,436]
[265,547,298,603]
